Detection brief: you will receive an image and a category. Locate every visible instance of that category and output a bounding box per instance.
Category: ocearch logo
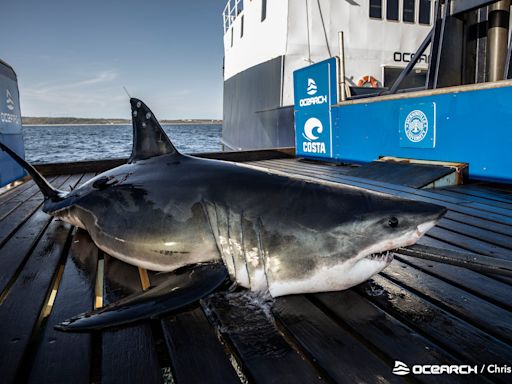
[299,78,327,107]
[392,361,410,376]
[392,361,480,375]
[302,117,326,154]
[6,89,14,111]
[307,78,317,95]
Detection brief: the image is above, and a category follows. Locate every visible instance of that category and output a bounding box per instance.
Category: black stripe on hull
[222,56,295,150]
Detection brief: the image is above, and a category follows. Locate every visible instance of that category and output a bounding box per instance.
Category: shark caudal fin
[54,263,229,332]
[0,141,65,200]
[129,98,180,163]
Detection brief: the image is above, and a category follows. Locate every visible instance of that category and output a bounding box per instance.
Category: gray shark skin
[0,98,446,331]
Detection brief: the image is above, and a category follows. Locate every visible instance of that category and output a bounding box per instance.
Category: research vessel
[221,0,434,150]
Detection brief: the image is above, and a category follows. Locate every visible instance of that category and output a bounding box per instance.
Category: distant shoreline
[23,122,223,127]
[22,117,222,126]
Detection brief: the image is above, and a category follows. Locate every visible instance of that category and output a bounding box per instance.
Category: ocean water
[22,124,223,164]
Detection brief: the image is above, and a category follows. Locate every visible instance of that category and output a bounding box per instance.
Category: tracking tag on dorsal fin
[129,98,180,162]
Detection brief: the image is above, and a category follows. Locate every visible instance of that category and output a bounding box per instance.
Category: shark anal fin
[54,263,228,332]
[129,98,180,162]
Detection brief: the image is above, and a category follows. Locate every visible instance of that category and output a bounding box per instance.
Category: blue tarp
[0,59,26,187]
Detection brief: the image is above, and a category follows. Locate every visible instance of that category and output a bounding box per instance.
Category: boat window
[419,0,431,25]
[241,15,244,37]
[231,27,234,47]
[387,0,399,21]
[403,0,415,22]
[261,0,267,22]
[369,0,382,19]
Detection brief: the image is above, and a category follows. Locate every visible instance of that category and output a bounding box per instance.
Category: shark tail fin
[0,141,65,200]
[129,98,180,163]
[54,262,228,332]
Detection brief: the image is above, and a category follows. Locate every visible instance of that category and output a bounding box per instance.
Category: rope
[316,0,332,57]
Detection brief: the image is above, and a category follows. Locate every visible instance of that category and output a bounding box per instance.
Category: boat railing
[223,0,244,33]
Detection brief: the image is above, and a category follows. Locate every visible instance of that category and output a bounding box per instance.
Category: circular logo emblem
[404,110,428,143]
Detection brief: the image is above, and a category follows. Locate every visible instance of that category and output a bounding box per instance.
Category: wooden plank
[0,177,57,221]
[436,218,512,251]
[395,254,512,310]
[434,189,512,209]
[358,276,512,369]
[32,147,295,176]
[427,227,512,260]
[202,293,325,384]
[161,308,240,384]
[382,260,512,344]
[0,220,72,384]
[313,291,469,384]
[35,159,126,176]
[0,174,73,246]
[0,174,94,294]
[273,295,405,383]
[101,255,163,384]
[415,236,512,288]
[344,161,454,188]
[0,209,52,294]
[0,178,36,204]
[444,186,512,205]
[444,211,512,237]
[27,229,98,384]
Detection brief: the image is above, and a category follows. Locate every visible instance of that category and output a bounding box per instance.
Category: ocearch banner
[293,57,338,160]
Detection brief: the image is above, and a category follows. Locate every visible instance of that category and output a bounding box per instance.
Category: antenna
[122,86,131,98]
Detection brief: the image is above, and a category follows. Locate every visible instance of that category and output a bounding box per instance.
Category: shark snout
[412,202,447,235]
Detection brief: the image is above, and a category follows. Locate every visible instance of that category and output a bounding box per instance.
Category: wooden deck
[0,155,511,383]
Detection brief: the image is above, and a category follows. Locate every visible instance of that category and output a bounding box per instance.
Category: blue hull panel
[331,85,512,183]
[0,60,25,187]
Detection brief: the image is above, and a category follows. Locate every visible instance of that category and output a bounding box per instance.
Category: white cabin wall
[282,0,432,105]
[223,0,289,80]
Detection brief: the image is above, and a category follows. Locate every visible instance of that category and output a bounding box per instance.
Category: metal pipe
[338,31,347,101]
[397,244,512,277]
[387,29,433,94]
[487,0,510,81]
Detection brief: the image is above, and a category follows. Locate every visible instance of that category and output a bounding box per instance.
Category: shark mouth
[365,250,394,263]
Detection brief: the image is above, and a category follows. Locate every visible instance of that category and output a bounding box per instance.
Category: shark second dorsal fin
[129,98,179,162]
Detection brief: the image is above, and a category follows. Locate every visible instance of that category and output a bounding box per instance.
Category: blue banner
[294,58,338,159]
[0,61,26,187]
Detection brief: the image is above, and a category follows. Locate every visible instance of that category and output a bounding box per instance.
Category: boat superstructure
[222,0,433,150]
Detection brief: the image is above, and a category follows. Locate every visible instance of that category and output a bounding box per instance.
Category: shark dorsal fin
[129,98,179,162]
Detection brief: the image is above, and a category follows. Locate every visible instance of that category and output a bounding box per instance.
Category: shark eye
[388,217,399,228]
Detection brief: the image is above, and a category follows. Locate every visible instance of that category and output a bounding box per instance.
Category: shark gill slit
[227,209,236,280]
[239,209,255,290]
[214,202,236,279]
[256,216,270,292]
[201,200,222,256]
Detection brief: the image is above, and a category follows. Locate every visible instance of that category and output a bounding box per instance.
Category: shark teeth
[365,250,394,263]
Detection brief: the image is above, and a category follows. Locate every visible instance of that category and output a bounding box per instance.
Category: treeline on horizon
[22,116,222,125]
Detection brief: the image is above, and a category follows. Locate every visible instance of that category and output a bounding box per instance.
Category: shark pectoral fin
[54,263,229,332]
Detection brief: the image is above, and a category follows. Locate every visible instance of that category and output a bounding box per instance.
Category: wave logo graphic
[306,78,317,95]
[6,89,14,111]
[392,361,411,376]
[302,117,323,141]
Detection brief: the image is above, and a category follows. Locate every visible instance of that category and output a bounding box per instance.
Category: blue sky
[0,0,225,119]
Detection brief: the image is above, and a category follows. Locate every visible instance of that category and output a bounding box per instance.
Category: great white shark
[0,98,446,331]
